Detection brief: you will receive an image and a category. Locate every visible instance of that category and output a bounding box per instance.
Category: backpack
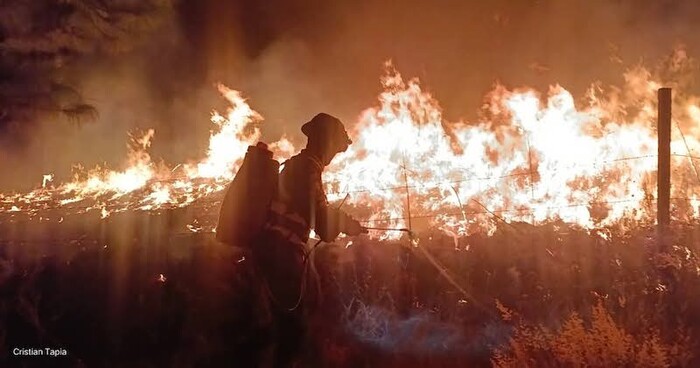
[215,142,280,246]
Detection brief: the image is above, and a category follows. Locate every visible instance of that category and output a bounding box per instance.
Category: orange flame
[1,57,699,239]
[324,61,699,238]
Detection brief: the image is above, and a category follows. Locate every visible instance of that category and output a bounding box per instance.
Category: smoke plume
[2,0,700,190]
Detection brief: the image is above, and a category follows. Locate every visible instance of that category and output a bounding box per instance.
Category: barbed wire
[333,151,700,227]
[328,153,700,196]
[359,197,700,225]
[674,120,700,184]
[672,153,700,160]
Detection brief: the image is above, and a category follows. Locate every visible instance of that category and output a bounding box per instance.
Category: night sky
[2,0,700,188]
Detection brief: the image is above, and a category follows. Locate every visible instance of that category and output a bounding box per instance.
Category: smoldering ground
[2,0,700,188]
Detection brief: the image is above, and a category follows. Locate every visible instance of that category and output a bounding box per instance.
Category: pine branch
[0,0,173,129]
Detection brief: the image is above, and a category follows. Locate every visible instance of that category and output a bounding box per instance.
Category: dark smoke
[2,0,700,190]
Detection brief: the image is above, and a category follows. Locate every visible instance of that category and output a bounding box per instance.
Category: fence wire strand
[359,197,700,225]
[327,154,671,196]
[321,153,700,225]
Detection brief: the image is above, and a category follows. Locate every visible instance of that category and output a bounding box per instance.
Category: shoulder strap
[283,151,323,172]
[304,154,323,171]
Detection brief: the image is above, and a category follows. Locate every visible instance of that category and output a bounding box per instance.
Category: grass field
[1,209,698,367]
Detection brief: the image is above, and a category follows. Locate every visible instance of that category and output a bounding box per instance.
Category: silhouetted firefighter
[216,113,366,367]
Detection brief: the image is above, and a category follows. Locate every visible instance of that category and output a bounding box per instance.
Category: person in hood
[251,112,366,367]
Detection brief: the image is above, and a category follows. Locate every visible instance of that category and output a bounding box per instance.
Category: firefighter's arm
[313,194,342,242]
[314,195,366,241]
[338,210,367,236]
[315,206,366,241]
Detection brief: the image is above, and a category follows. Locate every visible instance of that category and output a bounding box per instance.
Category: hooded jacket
[264,149,348,245]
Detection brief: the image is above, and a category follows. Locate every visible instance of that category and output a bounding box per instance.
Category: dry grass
[0,214,699,366]
[492,300,694,368]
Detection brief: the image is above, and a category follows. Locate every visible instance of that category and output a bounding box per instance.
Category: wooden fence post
[657,88,672,235]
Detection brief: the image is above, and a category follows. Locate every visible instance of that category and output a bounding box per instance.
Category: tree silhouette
[0,0,172,133]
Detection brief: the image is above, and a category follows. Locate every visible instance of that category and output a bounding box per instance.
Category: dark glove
[343,216,367,236]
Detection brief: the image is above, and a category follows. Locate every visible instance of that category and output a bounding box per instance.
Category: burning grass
[3,51,700,237]
[1,49,700,366]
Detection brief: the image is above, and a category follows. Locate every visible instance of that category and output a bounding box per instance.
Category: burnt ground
[1,209,699,367]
